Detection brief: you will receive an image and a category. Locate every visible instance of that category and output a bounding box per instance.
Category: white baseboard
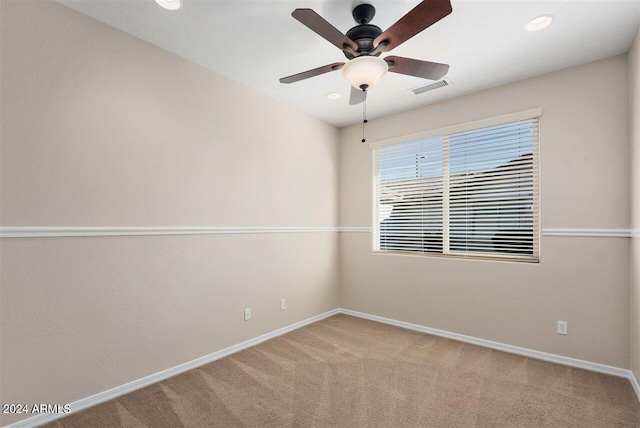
[3,309,340,428]
[340,309,631,378]
[5,307,639,428]
[630,371,640,403]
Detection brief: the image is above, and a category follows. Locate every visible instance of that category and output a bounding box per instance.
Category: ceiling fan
[279,0,452,105]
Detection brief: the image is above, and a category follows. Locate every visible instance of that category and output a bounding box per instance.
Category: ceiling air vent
[411,77,452,95]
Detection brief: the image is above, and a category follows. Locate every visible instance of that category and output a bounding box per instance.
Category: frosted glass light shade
[155,0,182,10]
[342,56,389,90]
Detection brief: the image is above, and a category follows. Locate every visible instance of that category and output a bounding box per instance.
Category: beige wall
[339,55,631,368]
[0,1,340,425]
[630,27,640,383]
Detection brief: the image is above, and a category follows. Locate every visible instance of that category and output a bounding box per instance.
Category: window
[372,110,540,262]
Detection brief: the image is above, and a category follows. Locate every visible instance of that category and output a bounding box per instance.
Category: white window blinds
[373,116,539,262]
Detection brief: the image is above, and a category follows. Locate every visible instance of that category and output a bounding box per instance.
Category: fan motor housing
[344,3,383,59]
[345,24,383,59]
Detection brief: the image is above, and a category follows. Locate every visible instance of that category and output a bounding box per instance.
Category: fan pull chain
[361,92,368,143]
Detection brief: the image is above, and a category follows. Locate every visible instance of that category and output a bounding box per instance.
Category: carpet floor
[41,314,640,427]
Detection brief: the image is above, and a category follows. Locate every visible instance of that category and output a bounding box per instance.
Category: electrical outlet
[557,320,567,335]
[244,308,252,321]
[280,299,286,310]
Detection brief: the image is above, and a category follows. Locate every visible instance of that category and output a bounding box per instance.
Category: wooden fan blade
[349,85,367,105]
[374,0,452,52]
[292,9,358,51]
[385,56,449,80]
[279,62,345,84]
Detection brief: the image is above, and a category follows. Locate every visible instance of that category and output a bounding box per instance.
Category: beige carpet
[41,314,640,427]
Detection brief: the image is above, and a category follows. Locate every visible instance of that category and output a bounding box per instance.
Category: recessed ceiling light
[326,92,342,100]
[525,15,554,32]
[154,0,182,10]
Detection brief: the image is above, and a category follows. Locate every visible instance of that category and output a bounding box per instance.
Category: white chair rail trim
[541,228,634,237]
[0,227,635,239]
[0,226,371,238]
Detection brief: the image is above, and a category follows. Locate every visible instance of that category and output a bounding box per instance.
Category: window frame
[370,108,541,263]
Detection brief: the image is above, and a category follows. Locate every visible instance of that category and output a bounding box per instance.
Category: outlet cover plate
[557,321,567,335]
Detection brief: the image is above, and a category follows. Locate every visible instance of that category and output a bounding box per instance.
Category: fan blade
[292,9,358,51]
[279,62,345,84]
[385,56,449,80]
[349,86,367,105]
[374,0,452,52]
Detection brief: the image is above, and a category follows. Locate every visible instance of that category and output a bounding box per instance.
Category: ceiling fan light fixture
[525,15,553,32]
[154,0,182,10]
[342,56,389,91]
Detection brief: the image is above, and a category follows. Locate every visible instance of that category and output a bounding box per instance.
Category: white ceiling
[58,0,640,127]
